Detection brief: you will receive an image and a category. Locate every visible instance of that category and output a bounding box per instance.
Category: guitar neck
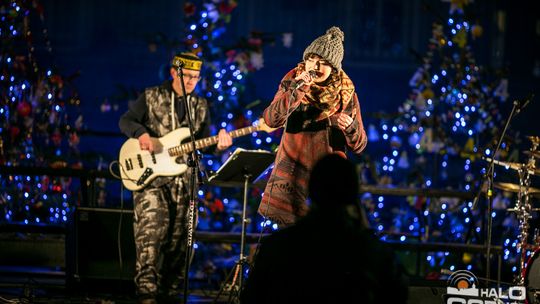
[169,125,260,157]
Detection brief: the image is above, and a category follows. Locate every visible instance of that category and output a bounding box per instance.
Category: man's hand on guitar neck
[217,129,233,151]
[138,133,154,152]
[138,129,230,153]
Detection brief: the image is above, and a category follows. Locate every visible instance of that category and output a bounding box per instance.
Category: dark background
[41,0,539,163]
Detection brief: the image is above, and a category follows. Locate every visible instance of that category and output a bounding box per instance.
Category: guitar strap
[171,91,188,131]
[171,91,176,130]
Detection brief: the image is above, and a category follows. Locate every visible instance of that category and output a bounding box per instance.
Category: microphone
[291,70,318,90]
[175,60,185,78]
[174,59,185,68]
[515,93,534,113]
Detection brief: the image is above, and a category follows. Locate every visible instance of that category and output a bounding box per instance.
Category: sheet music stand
[208,148,275,303]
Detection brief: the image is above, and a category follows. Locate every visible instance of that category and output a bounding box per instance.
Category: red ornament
[17,101,32,117]
[209,199,224,213]
[50,75,64,88]
[414,196,426,211]
[183,2,196,16]
[218,1,237,14]
[10,126,20,140]
[69,133,80,147]
[425,271,441,280]
[248,37,262,47]
[225,49,237,64]
[52,184,62,193]
[51,130,62,146]
[71,161,83,169]
[41,176,50,189]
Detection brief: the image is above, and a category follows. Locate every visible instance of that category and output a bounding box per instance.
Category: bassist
[118,52,232,304]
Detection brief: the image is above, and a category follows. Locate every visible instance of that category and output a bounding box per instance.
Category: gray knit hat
[303,26,345,71]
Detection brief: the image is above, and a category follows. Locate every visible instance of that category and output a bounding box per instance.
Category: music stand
[208,148,275,303]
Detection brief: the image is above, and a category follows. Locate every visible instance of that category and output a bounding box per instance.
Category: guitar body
[118,118,276,191]
[119,129,190,191]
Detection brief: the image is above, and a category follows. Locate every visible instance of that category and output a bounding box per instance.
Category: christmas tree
[1,0,83,225]
[367,1,520,277]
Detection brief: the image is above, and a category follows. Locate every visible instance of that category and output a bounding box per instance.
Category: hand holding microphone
[292,70,318,90]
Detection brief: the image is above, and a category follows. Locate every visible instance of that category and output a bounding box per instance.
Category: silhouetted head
[308,154,359,209]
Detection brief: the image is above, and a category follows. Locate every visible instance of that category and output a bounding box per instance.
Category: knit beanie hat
[303,26,345,71]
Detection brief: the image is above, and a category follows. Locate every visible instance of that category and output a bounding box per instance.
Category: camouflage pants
[133,177,194,298]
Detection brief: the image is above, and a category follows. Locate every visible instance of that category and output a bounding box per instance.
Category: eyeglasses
[184,74,201,81]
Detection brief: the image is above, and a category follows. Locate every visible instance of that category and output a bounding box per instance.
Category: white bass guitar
[118,118,276,191]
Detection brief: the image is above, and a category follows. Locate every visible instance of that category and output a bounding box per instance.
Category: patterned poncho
[259,67,368,225]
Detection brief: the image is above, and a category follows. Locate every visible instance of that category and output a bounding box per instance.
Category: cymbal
[524,150,540,158]
[484,157,540,175]
[528,136,540,145]
[494,182,540,195]
[484,157,526,171]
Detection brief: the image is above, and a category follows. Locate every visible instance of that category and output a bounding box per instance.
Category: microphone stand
[176,62,202,304]
[470,99,522,283]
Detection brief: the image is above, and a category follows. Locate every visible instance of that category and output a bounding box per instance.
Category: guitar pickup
[136,168,153,186]
[137,154,143,168]
[151,152,156,164]
[125,158,133,171]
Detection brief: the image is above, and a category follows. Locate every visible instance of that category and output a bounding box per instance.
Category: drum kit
[486,136,540,301]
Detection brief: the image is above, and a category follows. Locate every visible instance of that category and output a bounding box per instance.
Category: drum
[525,247,540,303]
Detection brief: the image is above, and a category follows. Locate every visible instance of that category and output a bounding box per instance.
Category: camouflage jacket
[119,80,212,188]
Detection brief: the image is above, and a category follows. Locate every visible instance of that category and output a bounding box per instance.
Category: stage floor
[0,266,450,304]
[0,266,238,304]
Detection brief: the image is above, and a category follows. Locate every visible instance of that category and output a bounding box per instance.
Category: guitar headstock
[256,118,278,133]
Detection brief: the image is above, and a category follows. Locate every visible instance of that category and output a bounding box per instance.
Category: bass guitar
[118,118,276,191]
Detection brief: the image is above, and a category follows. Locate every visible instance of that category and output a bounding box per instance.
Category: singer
[118,52,232,304]
[259,26,368,226]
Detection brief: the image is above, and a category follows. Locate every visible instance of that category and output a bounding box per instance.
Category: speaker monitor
[69,207,135,285]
